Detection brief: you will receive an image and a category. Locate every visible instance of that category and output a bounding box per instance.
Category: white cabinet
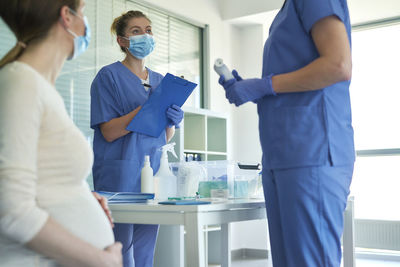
[168,107,228,162]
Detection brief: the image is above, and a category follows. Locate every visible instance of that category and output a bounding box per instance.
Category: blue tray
[158,200,211,205]
[95,191,154,203]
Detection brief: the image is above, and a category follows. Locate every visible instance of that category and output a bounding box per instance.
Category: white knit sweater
[0,61,114,266]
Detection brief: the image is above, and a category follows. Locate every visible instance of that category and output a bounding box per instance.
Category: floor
[209,257,400,267]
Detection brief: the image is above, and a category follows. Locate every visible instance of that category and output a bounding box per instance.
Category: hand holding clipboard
[126,73,197,137]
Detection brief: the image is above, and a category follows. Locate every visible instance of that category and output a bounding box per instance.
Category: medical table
[109,197,355,267]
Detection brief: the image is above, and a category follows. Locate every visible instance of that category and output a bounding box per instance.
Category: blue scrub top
[90,62,166,192]
[259,0,355,169]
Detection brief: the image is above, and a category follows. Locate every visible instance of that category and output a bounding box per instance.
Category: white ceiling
[218,0,400,27]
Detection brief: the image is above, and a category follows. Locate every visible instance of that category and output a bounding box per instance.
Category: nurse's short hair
[111,10,152,53]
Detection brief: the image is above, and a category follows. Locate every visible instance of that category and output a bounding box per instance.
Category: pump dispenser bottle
[141,155,154,193]
[154,143,178,199]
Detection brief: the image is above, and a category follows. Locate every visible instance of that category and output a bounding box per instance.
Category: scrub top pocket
[267,105,329,169]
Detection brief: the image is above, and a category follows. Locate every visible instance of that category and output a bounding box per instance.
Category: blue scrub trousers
[263,163,353,267]
[114,223,159,267]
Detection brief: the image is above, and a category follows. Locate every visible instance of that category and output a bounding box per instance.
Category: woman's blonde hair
[0,0,80,68]
[111,10,151,52]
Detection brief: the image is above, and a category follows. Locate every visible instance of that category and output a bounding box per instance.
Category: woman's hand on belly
[92,192,114,228]
[27,217,121,267]
[100,242,123,267]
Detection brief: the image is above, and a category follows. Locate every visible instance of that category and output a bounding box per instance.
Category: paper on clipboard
[126,73,197,137]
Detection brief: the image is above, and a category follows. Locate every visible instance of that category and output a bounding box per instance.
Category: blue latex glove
[218,70,276,106]
[166,104,184,128]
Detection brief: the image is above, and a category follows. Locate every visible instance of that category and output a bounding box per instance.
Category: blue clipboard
[126,73,197,137]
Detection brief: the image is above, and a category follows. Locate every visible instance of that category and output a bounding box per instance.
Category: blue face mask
[123,34,155,59]
[66,9,91,60]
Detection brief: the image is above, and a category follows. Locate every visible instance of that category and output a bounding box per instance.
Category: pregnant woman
[0,0,122,266]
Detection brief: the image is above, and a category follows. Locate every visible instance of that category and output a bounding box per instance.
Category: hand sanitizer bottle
[154,143,178,200]
[141,155,154,193]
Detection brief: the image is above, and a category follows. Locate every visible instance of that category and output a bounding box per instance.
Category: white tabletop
[109,198,266,226]
[109,198,265,212]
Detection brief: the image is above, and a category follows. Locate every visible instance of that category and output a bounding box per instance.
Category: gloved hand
[166,104,184,128]
[218,70,276,106]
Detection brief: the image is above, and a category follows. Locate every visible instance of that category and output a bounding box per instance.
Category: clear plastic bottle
[154,143,178,199]
[141,155,154,193]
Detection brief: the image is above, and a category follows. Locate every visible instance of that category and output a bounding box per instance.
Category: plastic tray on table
[95,191,155,203]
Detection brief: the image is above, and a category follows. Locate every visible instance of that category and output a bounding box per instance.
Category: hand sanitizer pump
[154,142,178,200]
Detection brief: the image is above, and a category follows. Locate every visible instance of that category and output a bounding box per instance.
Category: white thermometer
[214,58,234,81]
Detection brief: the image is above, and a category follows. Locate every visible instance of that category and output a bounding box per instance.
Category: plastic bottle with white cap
[141,155,154,193]
[214,58,234,81]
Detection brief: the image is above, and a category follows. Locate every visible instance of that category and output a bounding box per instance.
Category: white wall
[229,24,269,251]
[229,24,263,164]
[218,0,283,20]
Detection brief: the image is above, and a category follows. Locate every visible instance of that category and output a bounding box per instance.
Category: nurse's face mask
[64,8,91,60]
[122,34,155,59]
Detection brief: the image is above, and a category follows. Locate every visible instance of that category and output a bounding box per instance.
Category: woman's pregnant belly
[37,182,115,249]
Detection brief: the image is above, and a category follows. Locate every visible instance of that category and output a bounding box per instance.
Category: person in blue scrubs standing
[219,0,354,266]
[90,10,183,267]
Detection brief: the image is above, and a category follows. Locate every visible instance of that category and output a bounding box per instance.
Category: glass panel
[169,17,202,108]
[146,9,169,75]
[96,0,123,68]
[0,18,16,57]
[351,155,400,220]
[351,24,400,150]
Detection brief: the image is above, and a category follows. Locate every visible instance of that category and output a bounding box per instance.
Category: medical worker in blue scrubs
[219,0,354,266]
[90,11,183,267]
